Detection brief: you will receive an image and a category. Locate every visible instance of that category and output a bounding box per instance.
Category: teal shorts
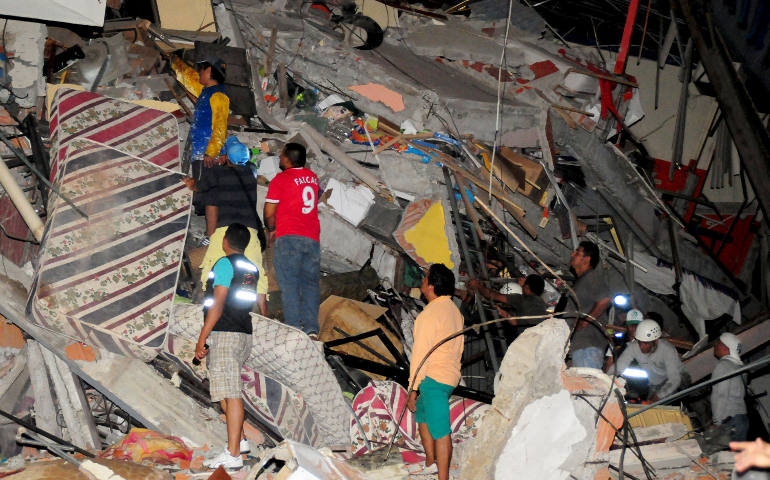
[415,376,455,439]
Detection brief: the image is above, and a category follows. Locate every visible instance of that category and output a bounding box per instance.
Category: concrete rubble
[0,0,766,479]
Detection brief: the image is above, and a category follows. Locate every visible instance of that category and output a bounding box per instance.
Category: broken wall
[459,318,624,479]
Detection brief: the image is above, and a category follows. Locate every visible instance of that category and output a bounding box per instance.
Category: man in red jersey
[263,143,321,335]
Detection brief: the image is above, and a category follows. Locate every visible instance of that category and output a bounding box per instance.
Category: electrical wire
[487,0,514,204]
[383,309,620,461]
[383,312,554,460]
[572,393,656,477]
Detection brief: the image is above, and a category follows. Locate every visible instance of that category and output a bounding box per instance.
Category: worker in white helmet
[467,275,548,326]
[603,309,645,371]
[625,309,644,338]
[612,319,683,402]
[711,333,749,441]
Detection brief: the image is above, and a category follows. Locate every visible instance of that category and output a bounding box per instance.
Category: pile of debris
[0,0,766,478]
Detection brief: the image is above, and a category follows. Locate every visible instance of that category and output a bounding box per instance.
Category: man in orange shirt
[407,264,464,480]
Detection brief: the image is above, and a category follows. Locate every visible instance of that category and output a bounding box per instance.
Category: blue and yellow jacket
[171,57,230,161]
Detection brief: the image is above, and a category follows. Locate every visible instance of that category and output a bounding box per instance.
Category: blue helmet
[225,136,250,165]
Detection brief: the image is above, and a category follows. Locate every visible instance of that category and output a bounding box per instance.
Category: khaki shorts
[207,331,252,402]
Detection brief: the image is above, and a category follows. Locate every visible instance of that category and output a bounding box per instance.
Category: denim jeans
[572,346,605,369]
[274,235,320,334]
[724,414,750,442]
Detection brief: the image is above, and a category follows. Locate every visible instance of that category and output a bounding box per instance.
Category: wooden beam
[277,63,289,109]
[265,27,277,76]
[301,125,390,197]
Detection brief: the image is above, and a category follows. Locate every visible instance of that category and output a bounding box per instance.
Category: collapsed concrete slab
[459,317,570,478]
[607,438,702,471]
[458,318,625,479]
[0,274,227,448]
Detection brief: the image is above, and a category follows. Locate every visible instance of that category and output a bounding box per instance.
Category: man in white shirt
[613,319,683,402]
[711,332,748,441]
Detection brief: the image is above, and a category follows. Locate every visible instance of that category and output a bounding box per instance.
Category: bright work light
[622,367,648,379]
[613,294,629,307]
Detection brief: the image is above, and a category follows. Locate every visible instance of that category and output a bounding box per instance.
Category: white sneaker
[223,438,249,454]
[204,449,243,470]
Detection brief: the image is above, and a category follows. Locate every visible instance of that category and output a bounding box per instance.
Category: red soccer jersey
[265,167,320,241]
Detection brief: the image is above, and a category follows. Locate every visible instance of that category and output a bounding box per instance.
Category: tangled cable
[383,310,618,460]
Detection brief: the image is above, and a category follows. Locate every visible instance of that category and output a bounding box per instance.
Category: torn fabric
[628,251,741,339]
[349,380,488,459]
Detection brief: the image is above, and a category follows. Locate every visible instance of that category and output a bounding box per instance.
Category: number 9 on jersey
[301,185,315,214]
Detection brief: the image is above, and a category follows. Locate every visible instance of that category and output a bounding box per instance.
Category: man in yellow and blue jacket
[172,55,230,167]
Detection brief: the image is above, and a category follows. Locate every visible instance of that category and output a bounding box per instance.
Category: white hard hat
[719,332,742,360]
[499,281,522,295]
[626,309,644,325]
[635,319,661,342]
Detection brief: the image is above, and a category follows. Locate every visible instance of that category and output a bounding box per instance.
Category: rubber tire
[351,15,384,50]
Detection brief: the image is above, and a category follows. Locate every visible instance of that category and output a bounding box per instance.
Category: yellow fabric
[171,57,203,97]
[200,227,268,294]
[409,296,464,390]
[206,92,229,157]
[404,202,454,269]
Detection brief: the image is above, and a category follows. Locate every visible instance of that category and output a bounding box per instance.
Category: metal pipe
[670,37,694,180]
[628,354,770,418]
[538,158,578,250]
[442,167,500,372]
[0,131,89,220]
[332,327,394,366]
[453,171,508,351]
[0,408,94,457]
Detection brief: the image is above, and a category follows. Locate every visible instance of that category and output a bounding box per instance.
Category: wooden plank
[498,147,548,200]
[301,125,389,196]
[373,135,402,155]
[26,341,60,437]
[433,152,538,239]
[277,63,289,109]
[265,27,277,76]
